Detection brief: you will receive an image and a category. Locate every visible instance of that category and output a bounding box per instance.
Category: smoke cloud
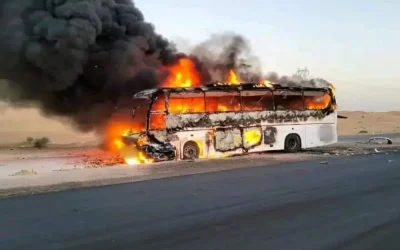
[0,0,331,134]
[0,0,176,132]
[188,32,262,82]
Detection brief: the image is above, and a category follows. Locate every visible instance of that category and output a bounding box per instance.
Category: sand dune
[1,103,399,145]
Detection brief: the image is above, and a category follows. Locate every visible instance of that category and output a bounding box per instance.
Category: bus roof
[133,83,332,99]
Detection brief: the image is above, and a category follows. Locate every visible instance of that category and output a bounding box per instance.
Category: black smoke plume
[0,0,176,132]
[189,32,262,82]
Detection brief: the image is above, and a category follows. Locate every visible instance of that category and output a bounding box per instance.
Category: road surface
[1,153,400,250]
[338,132,400,143]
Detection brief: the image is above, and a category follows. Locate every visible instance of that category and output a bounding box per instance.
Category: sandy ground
[338,111,400,135]
[0,103,98,145]
[1,104,400,197]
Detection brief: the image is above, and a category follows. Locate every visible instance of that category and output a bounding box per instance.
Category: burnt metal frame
[135,84,335,132]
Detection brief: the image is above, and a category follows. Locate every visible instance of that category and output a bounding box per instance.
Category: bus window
[241,90,273,111]
[274,90,303,110]
[205,91,241,112]
[149,113,166,130]
[151,93,166,112]
[304,91,331,110]
[168,92,205,114]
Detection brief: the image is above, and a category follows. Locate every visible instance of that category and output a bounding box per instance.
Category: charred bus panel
[122,84,337,161]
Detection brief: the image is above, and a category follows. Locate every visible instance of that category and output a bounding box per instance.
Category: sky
[135,0,399,111]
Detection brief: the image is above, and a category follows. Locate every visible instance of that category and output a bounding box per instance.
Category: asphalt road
[338,132,400,143]
[1,153,400,250]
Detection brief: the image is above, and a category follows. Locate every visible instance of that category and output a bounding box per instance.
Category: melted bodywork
[126,83,337,160]
[215,128,242,152]
[166,110,330,131]
[264,127,278,145]
[122,132,176,162]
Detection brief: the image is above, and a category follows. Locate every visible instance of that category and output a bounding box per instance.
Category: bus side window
[274,90,303,110]
[151,93,166,112]
[149,113,166,130]
[241,91,273,111]
[167,92,205,114]
[205,91,241,112]
[304,91,331,110]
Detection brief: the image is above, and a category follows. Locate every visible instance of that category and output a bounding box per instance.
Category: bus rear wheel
[284,134,301,153]
[183,141,199,160]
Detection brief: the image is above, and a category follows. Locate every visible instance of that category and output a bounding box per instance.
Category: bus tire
[284,134,301,153]
[182,141,199,160]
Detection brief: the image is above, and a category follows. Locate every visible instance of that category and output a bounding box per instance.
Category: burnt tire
[284,134,301,153]
[182,141,199,160]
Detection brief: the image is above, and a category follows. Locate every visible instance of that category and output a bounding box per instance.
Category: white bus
[120,83,337,162]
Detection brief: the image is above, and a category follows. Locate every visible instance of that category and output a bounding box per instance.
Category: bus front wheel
[284,134,301,153]
[183,141,199,160]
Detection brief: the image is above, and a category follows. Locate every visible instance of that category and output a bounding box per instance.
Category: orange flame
[115,134,153,165]
[227,70,240,84]
[124,151,153,165]
[304,92,332,110]
[257,79,273,87]
[162,58,202,88]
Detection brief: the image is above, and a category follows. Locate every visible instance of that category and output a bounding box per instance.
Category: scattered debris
[84,155,124,168]
[305,143,400,157]
[368,137,393,145]
[10,169,38,176]
[53,168,74,172]
[320,161,328,164]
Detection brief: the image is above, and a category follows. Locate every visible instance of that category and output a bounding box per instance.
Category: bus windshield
[130,98,150,133]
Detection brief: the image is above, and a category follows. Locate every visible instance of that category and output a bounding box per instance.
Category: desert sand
[1,103,400,145]
[338,111,400,135]
[0,103,97,145]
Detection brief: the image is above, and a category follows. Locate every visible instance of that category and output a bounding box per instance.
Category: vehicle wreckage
[113,82,338,164]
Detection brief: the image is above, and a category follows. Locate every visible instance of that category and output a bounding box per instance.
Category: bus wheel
[284,134,301,153]
[183,141,199,160]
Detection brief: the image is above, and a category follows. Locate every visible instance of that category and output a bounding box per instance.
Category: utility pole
[294,67,310,80]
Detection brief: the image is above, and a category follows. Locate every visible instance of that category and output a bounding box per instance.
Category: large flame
[104,112,153,165]
[105,121,136,152]
[124,151,154,165]
[227,70,240,84]
[304,92,332,110]
[119,134,152,165]
[162,58,202,88]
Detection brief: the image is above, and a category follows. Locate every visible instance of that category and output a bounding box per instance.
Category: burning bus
[113,80,337,164]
